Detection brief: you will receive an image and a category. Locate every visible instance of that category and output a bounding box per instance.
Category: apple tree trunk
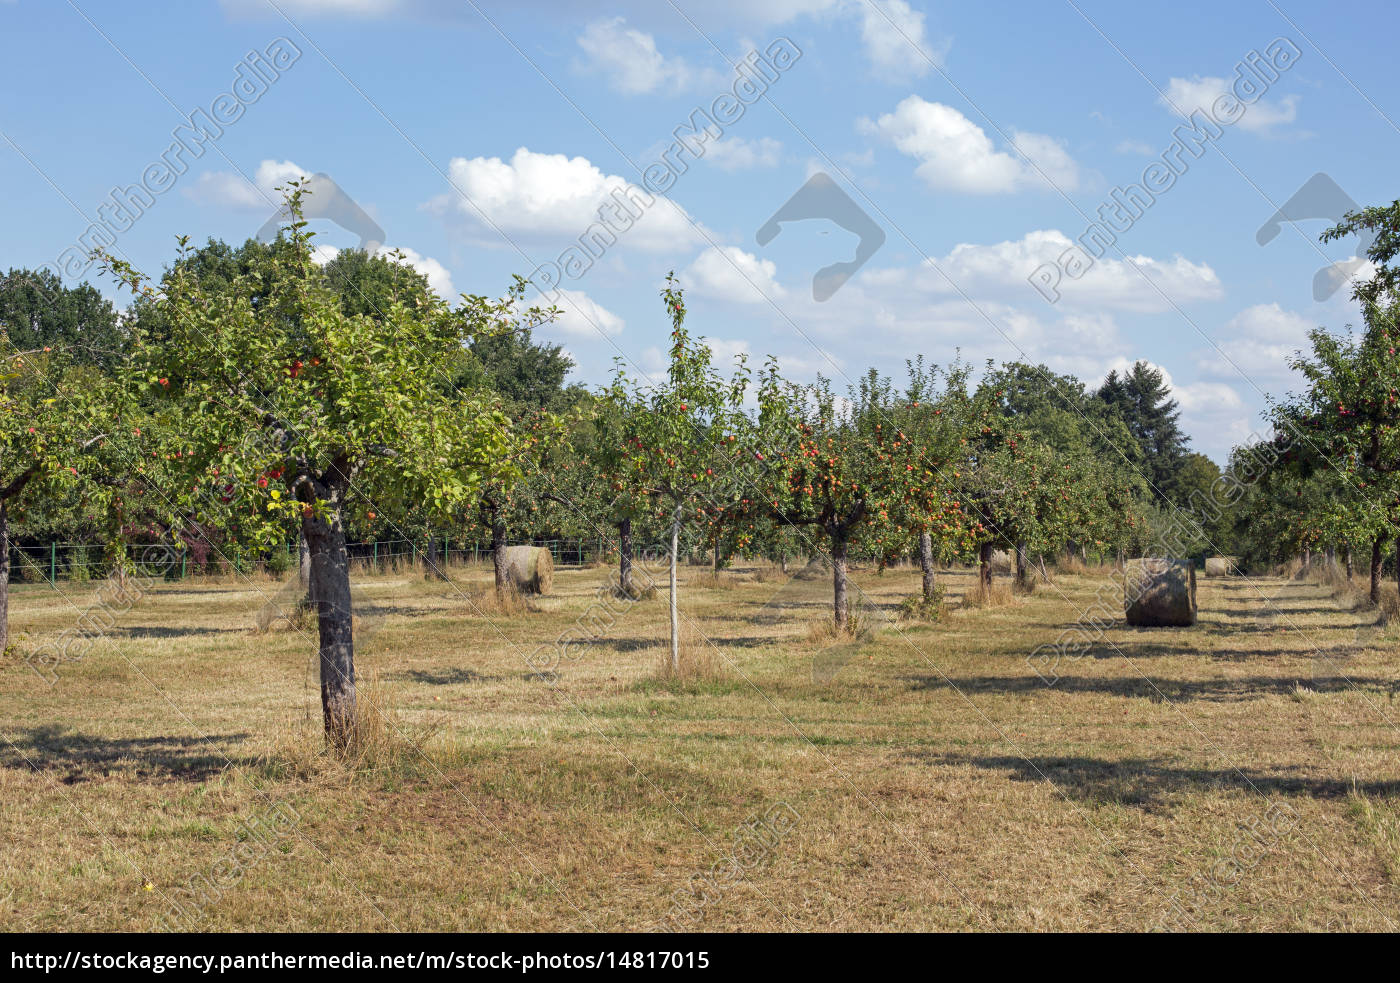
[918,531,936,601]
[831,534,850,631]
[617,517,633,595]
[303,509,356,749]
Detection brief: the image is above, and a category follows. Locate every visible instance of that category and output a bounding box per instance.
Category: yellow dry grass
[2,561,1399,931]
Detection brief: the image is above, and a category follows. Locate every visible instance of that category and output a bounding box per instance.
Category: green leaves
[1265,299,1400,549]
[100,191,523,546]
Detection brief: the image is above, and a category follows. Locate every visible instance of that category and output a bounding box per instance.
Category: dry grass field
[3,557,1400,931]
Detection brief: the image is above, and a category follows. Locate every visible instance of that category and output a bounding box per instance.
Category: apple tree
[101,188,528,748]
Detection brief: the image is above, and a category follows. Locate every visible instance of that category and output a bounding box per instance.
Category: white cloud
[857,229,1221,311]
[429,147,705,253]
[575,17,721,94]
[1174,380,1245,413]
[1196,303,1315,383]
[708,337,752,371]
[310,243,341,266]
[186,159,309,210]
[858,0,945,80]
[860,96,1080,193]
[704,136,783,171]
[684,246,785,303]
[1009,130,1082,191]
[1160,76,1299,134]
[552,289,625,338]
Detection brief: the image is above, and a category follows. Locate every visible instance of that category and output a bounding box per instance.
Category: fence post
[181,549,188,579]
[51,542,57,584]
[373,541,378,570]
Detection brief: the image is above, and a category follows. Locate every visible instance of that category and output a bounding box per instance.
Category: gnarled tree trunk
[978,541,993,589]
[831,534,850,631]
[1015,541,1029,589]
[303,505,355,750]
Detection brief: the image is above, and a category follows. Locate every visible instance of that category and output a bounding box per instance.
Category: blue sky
[3,0,1398,463]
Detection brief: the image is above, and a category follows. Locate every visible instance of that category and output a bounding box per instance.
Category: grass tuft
[897,587,947,622]
[652,622,729,688]
[463,587,537,618]
[964,580,1014,608]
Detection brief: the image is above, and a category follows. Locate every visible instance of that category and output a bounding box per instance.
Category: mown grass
[2,558,1400,931]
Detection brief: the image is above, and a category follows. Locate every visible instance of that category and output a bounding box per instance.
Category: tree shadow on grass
[116,625,246,639]
[605,635,777,653]
[904,749,1400,810]
[900,673,1399,703]
[398,667,510,686]
[0,725,253,783]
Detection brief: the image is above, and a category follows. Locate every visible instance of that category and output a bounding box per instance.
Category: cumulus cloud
[703,136,783,171]
[1196,302,1316,385]
[428,147,705,253]
[1160,76,1299,134]
[860,96,1079,193]
[186,159,309,210]
[684,246,785,303]
[856,230,1221,311]
[575,17,722,94]
[551,289,625,338]
[858,0,945,81]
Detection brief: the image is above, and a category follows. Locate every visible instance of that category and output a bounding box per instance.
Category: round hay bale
[1124,558,1196,627]
[500,545,553,595]
[988,549,1013,575]
[1204,555,1237,577]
